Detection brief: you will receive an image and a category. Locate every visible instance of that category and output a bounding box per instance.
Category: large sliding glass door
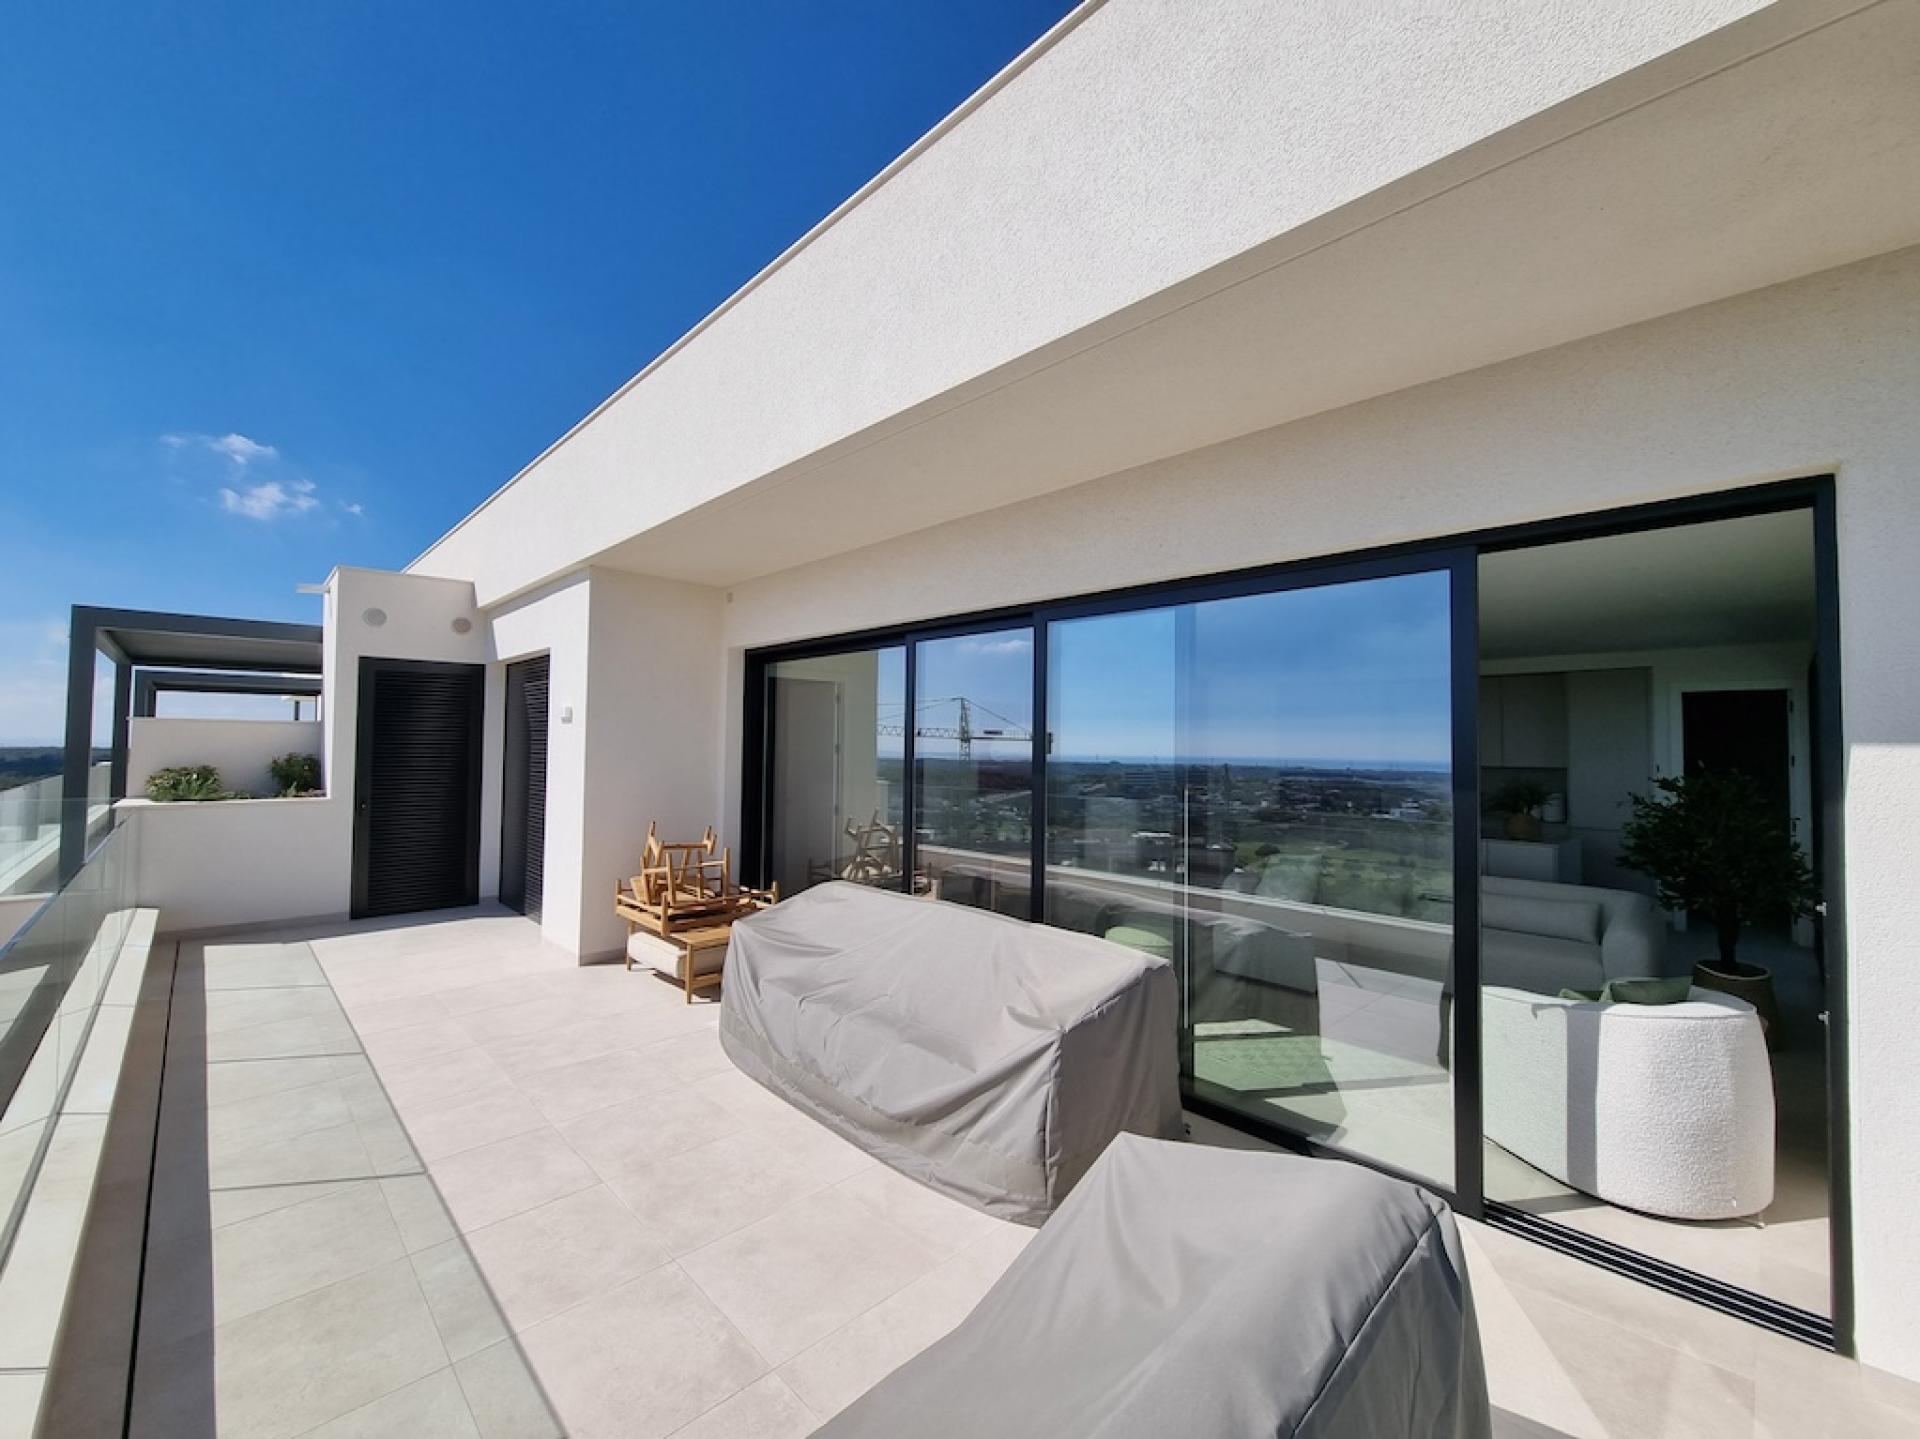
[912,628,1035,916]
[1043,569,1459,1186]
[745,477,1845,1347]
[763,645,906,898]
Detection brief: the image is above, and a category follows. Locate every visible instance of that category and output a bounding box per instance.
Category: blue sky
[849,571,1453,767]
[0,1,1075,743]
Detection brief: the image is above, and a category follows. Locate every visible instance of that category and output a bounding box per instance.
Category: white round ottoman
[1482,985,1774,1220]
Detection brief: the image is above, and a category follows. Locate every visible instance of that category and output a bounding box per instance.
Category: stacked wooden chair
[614,823,777,1001]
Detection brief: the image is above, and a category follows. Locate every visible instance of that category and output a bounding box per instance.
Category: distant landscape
[0,747,105,792]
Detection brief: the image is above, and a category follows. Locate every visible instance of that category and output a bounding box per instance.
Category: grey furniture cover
[818,1134,1490,1439]
[719,882,1182,1224]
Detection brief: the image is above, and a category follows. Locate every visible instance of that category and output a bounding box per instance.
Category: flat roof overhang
[418,0,1920,604]
[83,608,323,674]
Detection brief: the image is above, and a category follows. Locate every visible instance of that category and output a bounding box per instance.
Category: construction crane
[877,697,1032,760]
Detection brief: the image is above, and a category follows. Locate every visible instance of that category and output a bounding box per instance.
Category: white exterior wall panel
[714,248,1920,1377]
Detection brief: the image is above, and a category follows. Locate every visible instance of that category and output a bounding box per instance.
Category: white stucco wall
[410,0,1782,604]
[574,570,726,959]
[713,247,1920,1376]
[124,796,341,933]
[126,717,324,800]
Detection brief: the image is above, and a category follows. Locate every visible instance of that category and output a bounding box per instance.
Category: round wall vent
[451,616,473,635]
[362,607,388,628]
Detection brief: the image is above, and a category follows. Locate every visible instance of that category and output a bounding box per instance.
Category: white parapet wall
[127,717,324,800]
[121,797,347,933]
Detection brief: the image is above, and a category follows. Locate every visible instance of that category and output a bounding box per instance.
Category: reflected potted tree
[1618,768,1817,1045]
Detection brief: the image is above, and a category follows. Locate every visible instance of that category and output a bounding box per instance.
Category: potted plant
[1488,779,1549,840]
[269,752,323,797]
[146,764,230,802]
[1618,768,1817,1044]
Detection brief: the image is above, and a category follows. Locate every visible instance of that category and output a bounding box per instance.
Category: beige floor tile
[669,1373,816,1439]
[1513,1284,1755,1438]
[462,1184,668,1330]
[206,1073,357,1154]
[749,1104,879,1185]
[833,1163,1008,1260]
[453,992,621,1045]
[131,1257,449,1439]
[203,1010,361,1063]
[199,943,327,990]
[679,1187,945,1365]
[401,1086,548,1163]
[429,1128,598,1232]
[1458,1226,1608,1439]
[412,1240,512,1360]
[378,1046,515,1113]
[776,1236,1018,1420]
[1861,1362,1920,1417]
[601,1130,829,1258]
[1748,1331,1920,1439]
[192,984,343,1037]
[511,1046,678,1124]
[302,1367,479,1438]
[431,974,569,1020]
[209,1119,378,1190]
[203,1052,343,1108]
[639,1026,736,1084]
[336,990,450,1037]
[481,1012,667,1079]
[206,1180,355,1233]
[452,1340,564,1439]
[556,1090,744,1181]
[188,1181,406,1334]
[360,1019,480,1069]
[1464,1218,1763,1378]
[381,1174,460,1253]
[514,1266,768,1439]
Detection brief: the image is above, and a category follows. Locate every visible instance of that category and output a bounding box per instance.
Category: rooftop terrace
[11,904,1911,1438]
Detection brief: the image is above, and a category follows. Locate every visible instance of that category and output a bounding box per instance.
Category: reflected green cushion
[1557,977,1692,1006]
[1104,925,1175,960]
[1603,976,1692,1005]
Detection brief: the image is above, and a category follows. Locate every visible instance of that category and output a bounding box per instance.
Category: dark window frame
[741,474,1845,1351]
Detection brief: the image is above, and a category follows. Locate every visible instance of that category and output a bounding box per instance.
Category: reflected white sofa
[1481,875,1678,996]
[1483,984,1774,1220]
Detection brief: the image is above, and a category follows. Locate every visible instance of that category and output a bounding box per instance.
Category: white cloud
[343,501,364,517]
[208,432,278,466]
[957,635,1033,657]
[221,477,320,520]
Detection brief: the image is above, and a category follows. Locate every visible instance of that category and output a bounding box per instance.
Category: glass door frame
[1031,545,1483,1214]
[739,474,1847,1351]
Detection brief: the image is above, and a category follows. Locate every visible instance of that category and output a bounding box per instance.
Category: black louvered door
[500,655,549,920]
[351,658,484,919]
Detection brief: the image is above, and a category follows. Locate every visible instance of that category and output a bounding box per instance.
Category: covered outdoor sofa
[719,881,1182,1223]
[817,1134,1491,1439]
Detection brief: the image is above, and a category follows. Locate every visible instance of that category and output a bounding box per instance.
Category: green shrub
[269,752,323,797]
[146,765,228,802]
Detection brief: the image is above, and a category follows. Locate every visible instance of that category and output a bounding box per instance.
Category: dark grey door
[501,655,550,920]
[351,658,484,919]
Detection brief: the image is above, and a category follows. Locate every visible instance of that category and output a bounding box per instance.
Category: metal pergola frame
[132,668,323,719]
[61,606,324,879]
